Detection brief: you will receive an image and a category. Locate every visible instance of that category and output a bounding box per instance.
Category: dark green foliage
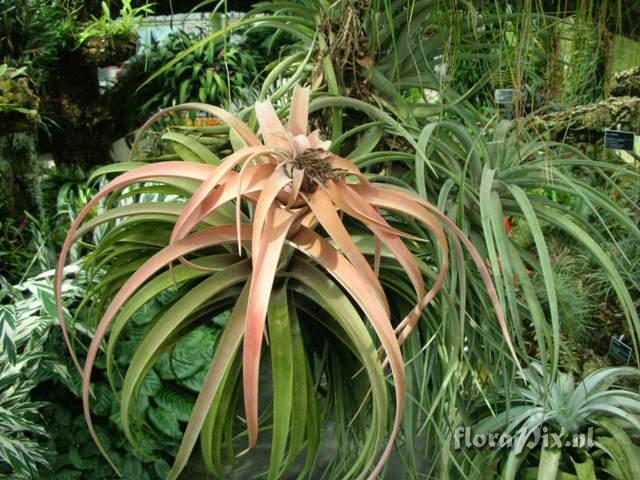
[113,29,264,128]
[0,0,77,84]
[101,289,223,443]
[0,133,42,283]
[0,153,97,283]
[0,134,41,219]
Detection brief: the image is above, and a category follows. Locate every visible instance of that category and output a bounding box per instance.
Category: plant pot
[80,34,138,67]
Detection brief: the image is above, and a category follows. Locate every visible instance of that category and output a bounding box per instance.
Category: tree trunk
[525,96,640,143]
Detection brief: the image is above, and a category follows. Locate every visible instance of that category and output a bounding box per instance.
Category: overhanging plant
[142,0,497,141]
[409,113,640,376]
[76,0,153,67]
[55,86,519,478]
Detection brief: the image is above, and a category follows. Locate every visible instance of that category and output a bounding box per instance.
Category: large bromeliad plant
[55,86,518,478]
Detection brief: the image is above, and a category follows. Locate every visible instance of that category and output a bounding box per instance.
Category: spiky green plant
[406,110,640,373]
[459,363,640,479]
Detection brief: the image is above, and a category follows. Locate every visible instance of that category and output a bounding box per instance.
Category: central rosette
[254,86,334,197]
[285,148,335,193]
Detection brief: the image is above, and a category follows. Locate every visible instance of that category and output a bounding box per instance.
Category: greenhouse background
[2,0,640,479]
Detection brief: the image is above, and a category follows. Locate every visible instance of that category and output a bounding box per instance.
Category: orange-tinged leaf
[307,187,388,314]
[340,184,450,343]
[250,166,293,261]
[328,181,423,241]
[243,206,299,449]
[255,99,292,153]
[287,167,304,209]
[55,161,223,374]
[288,85,310,136]
[170,146,271,245]
[174,163,277,269]
[373,238,382,277]
[355,183,523,373]
[308,129,331,150]
[329,153,367,180]
[329,181,445,344]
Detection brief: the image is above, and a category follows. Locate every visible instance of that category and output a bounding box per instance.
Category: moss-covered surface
[525,96,640,142]
[611,66,640,97]
[80,34,137,67]
[0,133,41,220]
[0,72,40,134]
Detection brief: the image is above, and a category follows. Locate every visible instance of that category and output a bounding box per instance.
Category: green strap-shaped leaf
[283,296,311,474]
[167,282,251,479]
[488,190,525,350]
[200,354,242,477]
[571,452,597,480]
[105,254,238,390]
[120,261,251,452]
[508,185,559,378]
[598,417,640,478]
[267,283,294,479]
[89,162,148,182]
[537,447,561,480]
[163,131,222,165]
[347,124,385,160]
[286,258,387,478]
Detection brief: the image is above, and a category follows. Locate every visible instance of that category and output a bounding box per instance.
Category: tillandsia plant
[459,363,640,479]
[410,113,640,375]
[55,86,519,478]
